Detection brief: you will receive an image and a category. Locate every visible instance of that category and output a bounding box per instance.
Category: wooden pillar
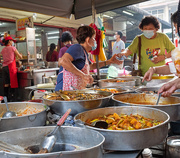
[91,0,100,80]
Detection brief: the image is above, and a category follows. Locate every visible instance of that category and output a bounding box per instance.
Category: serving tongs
[0,141,30,154]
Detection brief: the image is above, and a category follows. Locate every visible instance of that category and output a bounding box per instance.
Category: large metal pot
[0,126,105,158]
[98,78,135,88]
[0,102,47,132]
[112,93,180,121]
[42,90,113,116]
[74,106,169,151]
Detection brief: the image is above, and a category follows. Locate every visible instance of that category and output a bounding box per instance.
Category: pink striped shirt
[1,46,17,67]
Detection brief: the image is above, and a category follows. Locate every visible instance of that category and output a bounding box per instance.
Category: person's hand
[142,67,155,82]
[116,53,124,59]
[151,55,165,64]
[158,78,180,97]
[109,54,123,65]
[81,74,94,85]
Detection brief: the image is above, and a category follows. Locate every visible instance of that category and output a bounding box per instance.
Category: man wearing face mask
[55,26,122,91]
[112,31,125,58]
[118,15,175,76]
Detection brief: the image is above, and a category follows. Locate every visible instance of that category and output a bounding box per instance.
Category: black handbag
[132,36,143,76]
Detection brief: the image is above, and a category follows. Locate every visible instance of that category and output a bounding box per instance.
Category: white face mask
[143,30,154,39]
[114,35,117,40]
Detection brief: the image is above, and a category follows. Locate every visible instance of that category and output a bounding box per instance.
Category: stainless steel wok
[74,106,169,151]
[0,126,105,158]
[42,90,113,116]
[112,93,180,121]
[0,102,47,132]
[98,78,136,88]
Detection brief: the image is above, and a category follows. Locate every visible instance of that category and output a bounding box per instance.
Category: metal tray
[91,87,135,95]
[98,78,135,88]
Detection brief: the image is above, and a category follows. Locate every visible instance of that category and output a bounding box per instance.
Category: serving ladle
[156,93,162,105]
[2,96,16,118]
[37,109,71,154]
[77,119,108,129]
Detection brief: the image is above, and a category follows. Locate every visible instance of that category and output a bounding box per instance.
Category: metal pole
[171,13,174,43]
[92,0,100,80]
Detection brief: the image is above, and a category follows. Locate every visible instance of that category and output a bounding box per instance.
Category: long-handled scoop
[77,119,108,129]
[38,109,71,154]
[156,93,162,105]
[2,96,16,118]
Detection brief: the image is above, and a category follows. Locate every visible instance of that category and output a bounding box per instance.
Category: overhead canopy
[0,0,150,19]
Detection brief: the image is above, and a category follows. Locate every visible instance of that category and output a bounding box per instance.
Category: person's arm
[121,49,133,57]
[142,65,171,82]
[14,49,22,59]
[59,53,93,83]
[90,54,123,70]
[118,36,138,58]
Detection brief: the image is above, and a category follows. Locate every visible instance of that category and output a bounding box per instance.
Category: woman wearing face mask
[118,15,175,76]
[55,26,122,91]
[142,10,180,97]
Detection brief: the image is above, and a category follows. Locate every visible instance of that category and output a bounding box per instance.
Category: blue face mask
[143,30,154,39]
[91,41,97,51]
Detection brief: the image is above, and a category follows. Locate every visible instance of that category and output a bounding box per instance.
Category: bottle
[142,148,152,158]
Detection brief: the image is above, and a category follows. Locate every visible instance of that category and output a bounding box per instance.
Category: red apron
[8,59,18,88]
[59,50,90,91]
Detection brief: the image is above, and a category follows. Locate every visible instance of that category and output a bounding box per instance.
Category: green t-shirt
[128,32,175,75]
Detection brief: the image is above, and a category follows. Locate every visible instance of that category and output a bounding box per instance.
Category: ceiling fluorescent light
[103,14,113,19]
[48,36,59,39]
[47,32,59,35]
[123,11,134,16]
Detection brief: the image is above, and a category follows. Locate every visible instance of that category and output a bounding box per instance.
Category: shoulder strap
[65,45,70,48]
[133,35,141,65]
[138,36,141,65]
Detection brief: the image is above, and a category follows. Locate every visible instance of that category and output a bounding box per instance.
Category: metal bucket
[112,93,180,122]
[0,126,105,158]
[0,102,47,132]
[42,90,113,116]
[74,106,169,151]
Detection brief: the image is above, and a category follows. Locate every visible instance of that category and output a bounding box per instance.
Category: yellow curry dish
[85,113,163,130]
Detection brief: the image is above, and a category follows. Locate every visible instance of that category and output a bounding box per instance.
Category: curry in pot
[86,113,163,130]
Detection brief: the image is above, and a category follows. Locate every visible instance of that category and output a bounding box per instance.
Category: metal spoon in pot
[2,96,16,118]
[37,109,71,153]
[156,93,162,105]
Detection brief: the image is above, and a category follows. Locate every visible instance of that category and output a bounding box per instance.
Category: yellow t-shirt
[128,32,175,75]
